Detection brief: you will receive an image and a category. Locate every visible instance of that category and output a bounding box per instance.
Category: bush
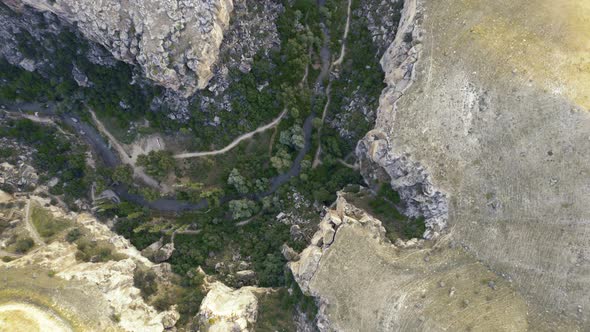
[65,228,82,243]
[229,199,258,220]
[74,237,125,262]
[112,164,134,185]
[30,205,70,240]
[137,151,175,179]
[134,266,158,299]
[14,237,34,253]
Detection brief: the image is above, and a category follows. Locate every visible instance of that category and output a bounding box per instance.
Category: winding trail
[24,198,44,246]
[174,109,287,159]
[88,110,165,191]
[332,0,353,67]
[0,0,334,214]
[313,0,352,168]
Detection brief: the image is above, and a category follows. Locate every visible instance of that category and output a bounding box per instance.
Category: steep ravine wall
[3,0,233,96]
[356,0,448,239]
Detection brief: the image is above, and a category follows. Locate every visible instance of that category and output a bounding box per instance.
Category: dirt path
[24,199,44,246]
[313,0,352,168]
[174,109,287,159]
[332,0,353,67]
[337,158,359,170]
[170,229,202,245]
[88,110,165,191]
[3,110,69,136]
[312,80,333,168]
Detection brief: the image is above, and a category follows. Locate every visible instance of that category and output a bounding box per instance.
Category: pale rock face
[1,195,179,331]
[3,0,234,96]
[288,194,529,331]
[197,281,258,332]
[358,0,590,329]
[0,190,11,203]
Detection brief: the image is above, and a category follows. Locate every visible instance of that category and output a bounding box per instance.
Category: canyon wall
[356,0,590,330]
[3,0,233,96]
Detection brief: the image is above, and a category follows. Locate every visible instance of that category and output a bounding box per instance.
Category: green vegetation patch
[136,150,176,180]
[30,203,71,241]
[66,227,125,263]
[12,236,35,254]
[0,119,89,202]
[345,185,426,241]
[256,272,318,332]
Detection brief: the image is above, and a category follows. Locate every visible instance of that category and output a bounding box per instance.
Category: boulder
[281,244,300,262]
[153,243,174,263]
[197,282,258,332]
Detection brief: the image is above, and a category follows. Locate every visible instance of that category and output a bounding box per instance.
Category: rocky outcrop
[288,194,529,331]
[142,238,175,263]
[356,0,447,240]
[357,130,448,239]
[358,0,590,329]
[197,281,258,332]
[3,0,234,96]
[0,194,179,331]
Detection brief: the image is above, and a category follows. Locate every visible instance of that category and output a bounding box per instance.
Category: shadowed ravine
[0,3,333,213]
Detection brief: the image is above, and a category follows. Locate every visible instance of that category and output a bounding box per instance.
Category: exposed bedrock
[357,0,590,330]
[3,0,233,96]
[289,194,529,331]
[0,193,179,331]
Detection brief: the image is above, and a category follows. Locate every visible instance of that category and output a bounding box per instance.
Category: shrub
[65,228,82,243]
[74,238,125,262]
[133,266,158,299]
[14,237,34,253]
[30,205,70,240]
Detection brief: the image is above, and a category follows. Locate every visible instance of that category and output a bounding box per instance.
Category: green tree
[228,168,249,194]
[112,164,133,184]
[14,237,34,254]
[229,199,257,220]
[137,151,175,179]
[139,187,161,201]
[279,125,305,150]
[271,149,292,171]
[200,187,224,207]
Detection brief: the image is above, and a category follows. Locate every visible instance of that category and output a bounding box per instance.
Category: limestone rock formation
[3,0,234,96]
[289,194,529,331]
[0,193,179,331]
[358,0,590,329]
[197,281,258,332]
[142,238,175,263]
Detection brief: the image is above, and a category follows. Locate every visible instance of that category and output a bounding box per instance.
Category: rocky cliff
[0,192,179,331]
[357,0,590,330]
[289,194,529,331]
[197,281,259,332]
[3,0,233,96]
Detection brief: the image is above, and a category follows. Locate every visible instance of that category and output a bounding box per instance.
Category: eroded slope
[0,193,179,331]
